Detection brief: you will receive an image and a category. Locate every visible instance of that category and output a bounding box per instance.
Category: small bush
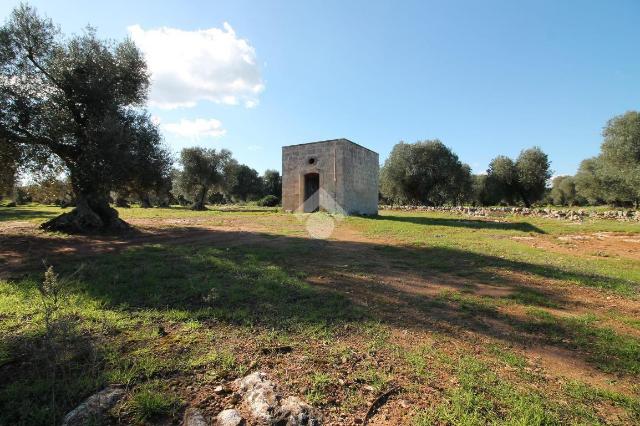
[128,382,180,422]
[257,195,279,207]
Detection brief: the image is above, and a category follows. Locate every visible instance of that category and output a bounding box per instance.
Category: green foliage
[380,140,473,205]
[598,111,640,206]
[573,112,640,207]
[485,148,551,207]
[227,163,264,201]
[515,147,552,207]
[257,194,280,207]
[486,156,518,205]
[469,174,494,206]
[175,147,233,210]
[262,169,282,199]
[306,372,334,404]
[549,175,580,206]
[574,157,606,205]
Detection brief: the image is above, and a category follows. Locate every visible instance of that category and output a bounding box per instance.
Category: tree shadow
[0,314,106,425]
[368,213,546,233]
[0,206,65,222]
[1,227,638,380]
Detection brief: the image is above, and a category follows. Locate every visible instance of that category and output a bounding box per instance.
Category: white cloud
[128,23,264,110]
[162,118,226,139]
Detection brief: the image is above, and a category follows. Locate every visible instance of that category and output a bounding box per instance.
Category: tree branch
[26,52,84,125]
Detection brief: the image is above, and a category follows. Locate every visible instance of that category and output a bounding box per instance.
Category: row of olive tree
[172,147,281,210]
[380,140,551,207]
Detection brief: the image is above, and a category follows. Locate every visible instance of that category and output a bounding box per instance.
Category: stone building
[282,139,379,215]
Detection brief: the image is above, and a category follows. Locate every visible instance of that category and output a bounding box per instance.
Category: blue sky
[2,0,639,176]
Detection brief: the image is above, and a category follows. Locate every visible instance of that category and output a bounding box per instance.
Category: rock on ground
[238,371,279,423]
[275,396,321,426]
[183,407,208,426]
[216,408,245,426]
[236,371,321,425]
[61,386,125,426]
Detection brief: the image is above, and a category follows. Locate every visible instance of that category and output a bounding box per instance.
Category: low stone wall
[379,205,640,222]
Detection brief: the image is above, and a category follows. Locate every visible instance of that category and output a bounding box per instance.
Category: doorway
[303,173,320,212]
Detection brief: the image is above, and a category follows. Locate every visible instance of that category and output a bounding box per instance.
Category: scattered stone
[380,205,640,222]
[216,409,245,426]
[235,371,322,425]
[238,371,279,423]
[61,386,125,426]
[183,407,208,426]
[229,392,242,404]
[214,385,226,394]
[275,396,321,425]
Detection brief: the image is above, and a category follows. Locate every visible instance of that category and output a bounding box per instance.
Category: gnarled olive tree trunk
[41,173,129,233]
[190,186,208,211]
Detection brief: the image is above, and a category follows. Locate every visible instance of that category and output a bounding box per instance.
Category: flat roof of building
[282,138,377,155]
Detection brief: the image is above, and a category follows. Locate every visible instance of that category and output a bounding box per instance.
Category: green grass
[0,238,364,424]
[414,356,559,426]
[127,382,181,422]
[0,203,280,223]
[523,309,640,375]
[306,372,334,404]
[348,210,640,296]
[564,381,640,422]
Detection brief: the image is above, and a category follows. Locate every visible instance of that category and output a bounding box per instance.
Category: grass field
[1,205,639,425]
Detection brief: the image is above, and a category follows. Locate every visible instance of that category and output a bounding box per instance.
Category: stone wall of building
[281,139,378,215]
[282,140,338,212]
[339,141,379,215]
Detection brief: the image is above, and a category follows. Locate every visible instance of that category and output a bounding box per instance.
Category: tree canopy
[485,148,551,207]
[380,140,472,205]
[0,4,170,232]
[175,147,233,210]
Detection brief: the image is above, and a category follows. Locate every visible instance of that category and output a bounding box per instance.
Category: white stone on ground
[216,408,245,425]
[61,386,125,426]
[182,407,208,426]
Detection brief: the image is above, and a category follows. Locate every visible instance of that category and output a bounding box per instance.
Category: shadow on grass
[1,226,639,425]
[370,213,546,234]
[0,206,66,222]
[0,315,106,425]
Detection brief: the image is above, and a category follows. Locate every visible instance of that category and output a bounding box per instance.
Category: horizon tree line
[2,4,639,235]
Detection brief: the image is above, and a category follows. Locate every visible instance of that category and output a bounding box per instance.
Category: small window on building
[308,157,316,165]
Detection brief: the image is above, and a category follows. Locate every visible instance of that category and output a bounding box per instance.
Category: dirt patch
[515,232,640,261]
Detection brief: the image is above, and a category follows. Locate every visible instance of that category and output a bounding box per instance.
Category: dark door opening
[303,173,320,212]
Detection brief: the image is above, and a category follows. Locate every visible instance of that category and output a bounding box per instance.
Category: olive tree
[599,111,640,207]
[486,156,518,205]
[262,169,282,200]
[0,5,170,232]
[176,147,233,210]
[227,164,264,201]
[515,147,552,207]
[486,148,551,207]
[380,140,472,205]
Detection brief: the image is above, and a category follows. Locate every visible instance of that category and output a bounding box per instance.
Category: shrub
[257,195,279,207]
[128,382,180,422]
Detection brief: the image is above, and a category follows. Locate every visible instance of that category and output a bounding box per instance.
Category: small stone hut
[282,139,379,215]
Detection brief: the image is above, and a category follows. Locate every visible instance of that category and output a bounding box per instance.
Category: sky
[2,0,639,176]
